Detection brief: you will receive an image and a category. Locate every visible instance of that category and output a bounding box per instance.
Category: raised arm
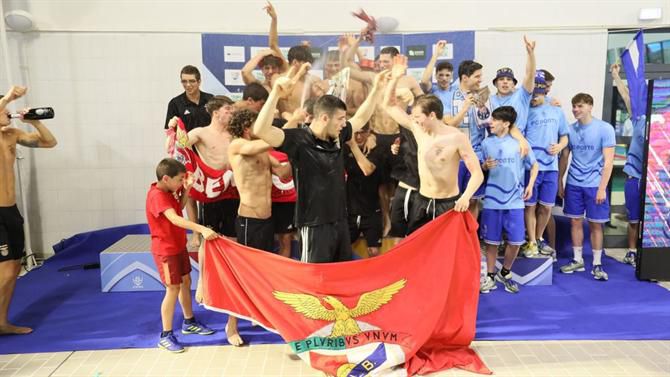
[242,49,273,85]
[253,63,310,147]
[421,41,446,92]
[383,60,413,130]
[611,63,631,115]
[230,138,273,156]
[0,85,26,112]
[522,36,536,94]
[342,30,375,85]
[264,1,288,72]
[13,116,57,148]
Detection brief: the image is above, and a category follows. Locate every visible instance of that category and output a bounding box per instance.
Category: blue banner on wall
[201,31,474,96]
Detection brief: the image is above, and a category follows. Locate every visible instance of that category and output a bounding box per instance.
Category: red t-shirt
[269,150,297,203]
[146,183,187,256]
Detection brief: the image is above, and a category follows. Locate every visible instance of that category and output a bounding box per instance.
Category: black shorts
[202,199,239,238]
[272,202,296,234]
[348,211,383,247]
[388,186,417,238]
[235,216,275,252]
[0,205,25,262]
[407,194,459,235]
[373,132,401,185]
[298,220,352,263]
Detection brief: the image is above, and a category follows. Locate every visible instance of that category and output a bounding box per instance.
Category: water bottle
[10,107,55,120]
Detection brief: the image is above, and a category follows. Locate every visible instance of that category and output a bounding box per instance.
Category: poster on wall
[199,31,475,97]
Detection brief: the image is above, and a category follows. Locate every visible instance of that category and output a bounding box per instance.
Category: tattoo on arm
[18,138,39,148]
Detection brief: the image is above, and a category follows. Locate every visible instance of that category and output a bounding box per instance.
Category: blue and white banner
[620,30,647,119]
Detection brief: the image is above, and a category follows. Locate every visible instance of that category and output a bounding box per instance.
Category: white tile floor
[1,341,669,377]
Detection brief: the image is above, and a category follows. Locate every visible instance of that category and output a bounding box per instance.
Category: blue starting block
[99,235,200,292]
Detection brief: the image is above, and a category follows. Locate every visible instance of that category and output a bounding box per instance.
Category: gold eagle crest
[273,279,406,338]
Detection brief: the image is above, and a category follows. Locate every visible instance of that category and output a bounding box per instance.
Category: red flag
[202,211,491,375]
[168,118,238,202]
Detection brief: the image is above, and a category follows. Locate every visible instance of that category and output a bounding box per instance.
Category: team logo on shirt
[477,107,490,121]
[183,109,191,115]
[0,244,8,257]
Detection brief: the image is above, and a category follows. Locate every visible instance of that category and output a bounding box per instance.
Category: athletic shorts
[624,177,641,223]
[298,220,352,263]
[480,208,526,246]
[272,202,296,234]
[152,251,192,286]
[374,132,401,185]
[235,216,275,252]
[202,199,239,237]
[525,171,559,207]
[407,193,458,235]
[458,160,485,199]
[348,211,383,247]
[563,184,610,223]
[0,205,25,262]
[389,186,417,238]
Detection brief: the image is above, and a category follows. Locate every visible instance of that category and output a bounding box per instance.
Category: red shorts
[152,252,192,286]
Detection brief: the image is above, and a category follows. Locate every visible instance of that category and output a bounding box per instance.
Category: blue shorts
[458,160,486,200]
[480,208,526,246]
[525,171,559,207]
[624,177,641,223]
[563,184,610,223]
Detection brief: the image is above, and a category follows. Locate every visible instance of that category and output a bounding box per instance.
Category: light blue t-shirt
[430,83,455,115]
[482,134,537,210]
[444,87,490,160]
[566,118,616,188]
[490,87,533,132]
[525,103,570,172]
[623,116,646,179]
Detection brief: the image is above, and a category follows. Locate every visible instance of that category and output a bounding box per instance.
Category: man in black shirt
[253,64,389,263]
[165,65,214,132]
[388,127,420,239]
[344,125,385,257]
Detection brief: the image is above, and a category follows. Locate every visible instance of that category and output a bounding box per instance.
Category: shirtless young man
[344,34,425,235]
[228,109,285,253]
[277,45,319,116]
[174,96,245,346]
[240,1,287,92]
[383,56,483,234]
[0,85,57,335]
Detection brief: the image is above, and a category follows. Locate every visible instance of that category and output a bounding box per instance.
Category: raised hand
[524,35,536,54]
[373,69,391,88]
[263,1,277,20]
[610,63,621,77]
[435,40,447,56]
[274,62,310,98]
[4,86,26,102]
[391,55,408,79]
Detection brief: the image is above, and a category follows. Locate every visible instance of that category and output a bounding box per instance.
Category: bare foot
[225,323,244,346]
[0,324,33,335]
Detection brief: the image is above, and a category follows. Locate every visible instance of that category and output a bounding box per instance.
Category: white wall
[476,30,608,120]
[0,1,665,257]
[4,0,670,33]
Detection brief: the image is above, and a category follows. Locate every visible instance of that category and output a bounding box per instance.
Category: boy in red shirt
[146,158,218,353]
